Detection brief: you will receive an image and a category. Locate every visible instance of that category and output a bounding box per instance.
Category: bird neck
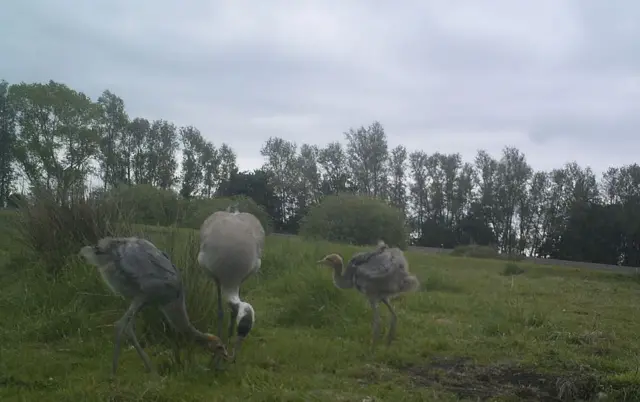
[161,295,210,343]
[330,260,353,289]
[222,288,242,305]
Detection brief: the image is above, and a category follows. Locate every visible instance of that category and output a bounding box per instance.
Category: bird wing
[344,245,389,277]
[116,239,182,295]
[352,248,408,279]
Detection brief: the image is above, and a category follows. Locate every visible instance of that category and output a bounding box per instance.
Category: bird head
[78,244,106,266]
[316,253,343,268]
[203,334,230,360]
[236,302,255,338]
[225,302,254,362]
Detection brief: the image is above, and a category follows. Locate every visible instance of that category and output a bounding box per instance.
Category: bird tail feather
[401,274,420,293]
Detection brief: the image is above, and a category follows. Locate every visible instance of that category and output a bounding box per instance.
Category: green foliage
[299,193,409,249]
[9,81,100,202]
[180,195,273,234]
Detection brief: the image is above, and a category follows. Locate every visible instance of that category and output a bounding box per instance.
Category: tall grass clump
[15,190,133,274]
[299,193,409,249]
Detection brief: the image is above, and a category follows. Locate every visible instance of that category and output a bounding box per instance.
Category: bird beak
[208,345,231,370]
[316,258,327,265]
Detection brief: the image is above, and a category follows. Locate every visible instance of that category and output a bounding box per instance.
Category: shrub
[15,190,133,274]
[502,262,525,276]
[105,184,181,226]
[299,193,409,249]
[101,185,272,234]
[179,195,273,234]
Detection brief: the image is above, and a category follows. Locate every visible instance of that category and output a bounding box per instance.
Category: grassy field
[2,211,640,401]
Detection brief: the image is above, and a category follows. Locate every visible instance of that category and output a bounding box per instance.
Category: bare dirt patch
[394,356,600,401]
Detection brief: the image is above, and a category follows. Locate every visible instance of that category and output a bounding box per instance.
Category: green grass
[2,218,640,401]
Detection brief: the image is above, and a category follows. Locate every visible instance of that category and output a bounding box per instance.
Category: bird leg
[215,279,224,339]
[208,280,227,370]
[112,298,145,377]
[381,299,397,346]
[228,303,239,344]
[124,317,153,373]
[230,336,244,363]
[369,300,382,353]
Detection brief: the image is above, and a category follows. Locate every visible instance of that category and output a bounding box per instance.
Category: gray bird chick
[198,208,265,362]
[79,237,229,376]
[317,240,419,350]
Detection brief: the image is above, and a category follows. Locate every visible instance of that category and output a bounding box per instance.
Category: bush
[105,184,181,226]
[299,193,409,249]
[502,262,525,276]
[15,190,132,274]
[179,195,273,234]
[100,185,272,234]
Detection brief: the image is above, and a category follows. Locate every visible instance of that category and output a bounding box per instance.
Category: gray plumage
[79,237,228,376]
[197,209,265,362]
[317,240,419,349]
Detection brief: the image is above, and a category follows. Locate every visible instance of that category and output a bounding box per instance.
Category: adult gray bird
[198,208,265,362]
[79,237,229,376]
[317,240,419,349]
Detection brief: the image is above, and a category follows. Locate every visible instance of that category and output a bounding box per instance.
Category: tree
[389,145,408,215]
[128,117,151,185]
[179,126,205,199]
[260,137,299,231]
[9,80,100,203]
[200,140,219,198]
[0,80,15,207]
[96,90,129,189]
[474,150,500,248]
[295,143,321,219]
[318,141,350,195]
[494,147,532,253]
[147,119,178,189]
[408,150,429,240]
[344,121,389,197]
[217,169,278,219]
[217,143,238,187]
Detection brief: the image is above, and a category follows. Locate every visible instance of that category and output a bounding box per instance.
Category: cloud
[1,0,639,176]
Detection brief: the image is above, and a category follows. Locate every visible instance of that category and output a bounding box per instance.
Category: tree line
[0,79,638,267]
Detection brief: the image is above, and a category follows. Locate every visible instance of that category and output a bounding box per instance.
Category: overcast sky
[2,0,639,177]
